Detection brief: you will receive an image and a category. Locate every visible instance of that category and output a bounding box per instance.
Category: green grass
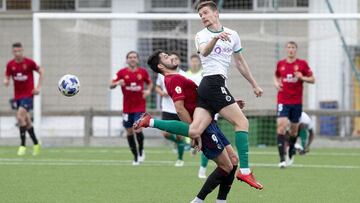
[0,146,360,203]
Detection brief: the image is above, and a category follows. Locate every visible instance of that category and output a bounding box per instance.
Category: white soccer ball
[58,74,80,97]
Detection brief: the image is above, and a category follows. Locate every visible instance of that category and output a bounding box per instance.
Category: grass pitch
[0,146,359,203]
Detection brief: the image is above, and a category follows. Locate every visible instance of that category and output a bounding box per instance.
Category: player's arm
[143,81,153,98]
[174,100,192,124]
[295,73,315,84]
[33,67,44,95]
[3,75,10,87]
[197,32,231,57]
[233,53,263,97]
[109,72,124,89]
[273,75,282,90]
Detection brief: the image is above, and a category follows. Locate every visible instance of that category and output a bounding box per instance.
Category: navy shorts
[16,97,33,112]
[277,104,302,123]
[201,121,231,160]
[123,112,143,129]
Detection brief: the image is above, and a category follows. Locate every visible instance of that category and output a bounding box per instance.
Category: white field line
[1,149,359,157]
[0,158,359,169]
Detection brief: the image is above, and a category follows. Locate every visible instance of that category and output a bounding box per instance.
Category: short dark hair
[126,51,139,59]
[190,54,200,60]
[12,42,22,48]
[197,1,218,12]
[169,51,181,59]
[147,50,163,74]
[286,41,298,48]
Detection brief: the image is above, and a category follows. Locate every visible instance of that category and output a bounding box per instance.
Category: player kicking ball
[135,51,241,203]
[4,42,43,156]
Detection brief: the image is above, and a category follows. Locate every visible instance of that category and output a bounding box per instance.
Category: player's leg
[276,104,290,168]
[175,135,185,167]
[198,153,209,179]
[306,129,314,152]
[188,107,213,140]
[123,113,139,165]
[298,123,309,155]
[23,98,40,156]
[134,113,145,162]
[16,103,28,156]
[287,105,302,165]
[217,145,239,202]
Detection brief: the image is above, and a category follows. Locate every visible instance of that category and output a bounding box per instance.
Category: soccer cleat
[190,197,203,203]
[198,167,207,179]
[133,113,152,130]
[17,146,26,156]
[174,160,184,167]
[236,170,263,190]
[132,161,140,166]
[138,151,145,162]
[278,161,286,169]
[286,156,294,166]
[32,144,40,156]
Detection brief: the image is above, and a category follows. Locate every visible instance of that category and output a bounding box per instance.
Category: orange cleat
[133,112,152,130]
[236,170,263,190]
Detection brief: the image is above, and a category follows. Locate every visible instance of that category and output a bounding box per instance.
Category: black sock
[126,135,138,162]
[289,136,297,158]
[19,126,27,146]
[27,127,38,145]
[136,132,144,156]
[197,167,229,200]
[277,134,285,162]
[217,165,237,200]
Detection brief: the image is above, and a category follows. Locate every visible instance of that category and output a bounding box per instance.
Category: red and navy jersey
[275,58,313,105]
[164,74,198,118]
[6,57,39,100]
[113,67,152,113]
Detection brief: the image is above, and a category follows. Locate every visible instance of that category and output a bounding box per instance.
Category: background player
[141,50,239,203]
[4,42,43,156]
[110,51,153,165]
[155,55,185,167]
[296,111,314,154]
[274,41,315,168]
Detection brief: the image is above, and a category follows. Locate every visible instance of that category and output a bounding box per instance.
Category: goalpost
[32,12,360,138]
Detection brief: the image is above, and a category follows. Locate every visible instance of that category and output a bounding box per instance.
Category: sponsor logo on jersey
[214,45,232,54]
[125,82,141,92]
[283,74,299,83]
[14,73,28,81]
[175,86,182,94]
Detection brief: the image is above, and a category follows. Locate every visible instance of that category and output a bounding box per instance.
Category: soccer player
[4,42,43,156]
[155,59,185,167]
[274,41,315,168]
[190,1,263,189]
[110,51,153,165]
[297,112,314,154]
[138,50,239,203]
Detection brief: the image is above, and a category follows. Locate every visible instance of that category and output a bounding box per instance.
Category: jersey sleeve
[168,75,186,102]
[195,31,208,51]
[112,70,122,82]
[233,31,243,53]
[142,69,152,84]
[301,61,313,77]
[31,60,40,71]
[275,61,281,77]
[5,62,11,77]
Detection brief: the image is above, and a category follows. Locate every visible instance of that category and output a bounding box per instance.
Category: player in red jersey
[4,42,43,156]
[110,51,153,165]
[143,50,239,202]
[274,41,315,168]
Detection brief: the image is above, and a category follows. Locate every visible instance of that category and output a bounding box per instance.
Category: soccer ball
[58,74,80,97]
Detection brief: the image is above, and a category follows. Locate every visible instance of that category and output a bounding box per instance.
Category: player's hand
[253,86,263,97]
[275,82,283,91]
[118,79,125,87]
[294,71,303,80]
[160,91,168,97]
[191,137,202,152]
[3,79,9,87]
[142,89,151,98]
[32,87,40,95]
[215,32,231,42]
[236,99,245,109]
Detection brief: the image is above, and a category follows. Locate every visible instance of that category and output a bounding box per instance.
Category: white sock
[192,197,203,203]
[199,166,206,173]
[240,168,251,175]
[216,200,226,203]
[149,118,154,127]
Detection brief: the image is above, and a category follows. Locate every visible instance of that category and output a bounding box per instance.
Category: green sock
[165,134,177,142]
[299,128,308,149]
[153,119,189,137]
[177,139,185,160]
[235,131,249,168]
[200,153,209,168]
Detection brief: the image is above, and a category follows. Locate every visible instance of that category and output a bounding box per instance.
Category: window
[77,0,111,11]
[40,0,75,10]
[6,0,31,10]
[255,0,308,11]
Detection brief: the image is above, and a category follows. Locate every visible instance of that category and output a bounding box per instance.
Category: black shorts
[162,112,180,121]
[15,97,33,112]
[197,75,235,116]
[277,104,302,123]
